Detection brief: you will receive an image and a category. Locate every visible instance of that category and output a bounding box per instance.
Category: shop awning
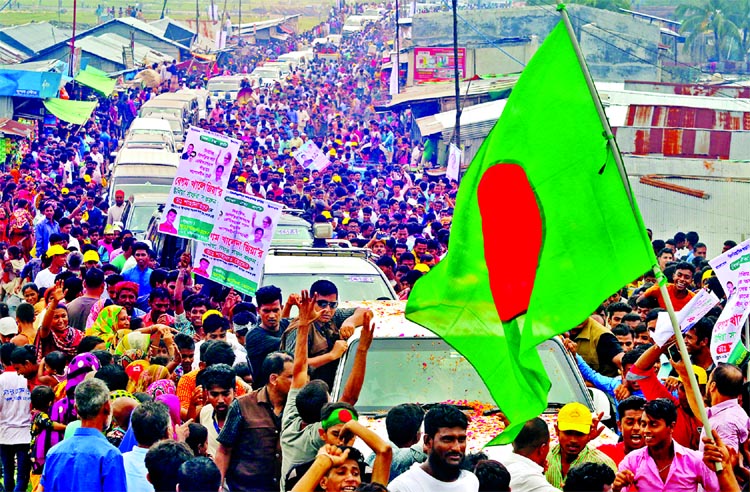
[0,118,34,138]
[43,98,97,125]
[74,66,115,95]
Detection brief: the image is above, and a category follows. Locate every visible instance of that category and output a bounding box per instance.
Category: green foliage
[676,0,745,62]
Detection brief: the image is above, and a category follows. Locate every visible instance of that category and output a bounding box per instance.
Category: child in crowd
[29,385,66,490]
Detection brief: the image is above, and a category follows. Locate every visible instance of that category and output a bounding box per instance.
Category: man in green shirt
[545,402,616,489]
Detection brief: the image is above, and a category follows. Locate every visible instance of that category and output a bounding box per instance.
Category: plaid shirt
[545,443,617,489]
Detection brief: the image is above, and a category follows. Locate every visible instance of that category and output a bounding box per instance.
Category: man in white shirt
[501,417,561,492]
[34,245,68,290]
[108,190,127,226]
[0,343,32,492]
[389,404,479,492]
[123,401,170,492]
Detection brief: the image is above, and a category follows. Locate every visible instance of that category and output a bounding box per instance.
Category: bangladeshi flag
[405,21,655,444]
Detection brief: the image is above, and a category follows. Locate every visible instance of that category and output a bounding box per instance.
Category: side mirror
[313,222,333,239]
[588,388,612,422]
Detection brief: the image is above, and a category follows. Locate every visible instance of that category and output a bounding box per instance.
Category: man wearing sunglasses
[279,279,371,388]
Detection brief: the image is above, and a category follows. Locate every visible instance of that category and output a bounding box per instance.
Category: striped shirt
[545,444,617,489]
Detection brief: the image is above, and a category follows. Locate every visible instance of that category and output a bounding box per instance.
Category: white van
[109,164,177,204]
[113,148,178,169]
[126,118,176,150]
[249,66,284,87]
[207,75,249,107]
[277,50,313,70]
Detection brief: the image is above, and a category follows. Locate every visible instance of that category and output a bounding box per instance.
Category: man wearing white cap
[33,245,68,290]
[0,317,17,343]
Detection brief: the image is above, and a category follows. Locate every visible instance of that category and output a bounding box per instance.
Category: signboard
[193,191,282,296]
[413,47,466,84]
[294,140,330,171]
[160,127,240,242]
[0,70,61,99]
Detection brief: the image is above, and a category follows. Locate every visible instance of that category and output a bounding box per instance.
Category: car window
[337,338,585,414]
[261,273,394,301]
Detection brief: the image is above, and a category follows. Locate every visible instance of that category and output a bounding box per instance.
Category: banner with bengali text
[192,190,282,296]
[159,127,240,242]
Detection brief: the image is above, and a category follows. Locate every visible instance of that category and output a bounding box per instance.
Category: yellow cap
[321,211,332,219]
[83,175,91,183]
[83,250,100,263]
[332,175,341,183]
[201,309,223,324]
[238,176,247,183]
[414,264,430,273]
[46,244,69,258]
[701,269,714,283]
[61,187,70,194]
[103,224,115,234]
[678,365,708,385]
[557,402,592,434]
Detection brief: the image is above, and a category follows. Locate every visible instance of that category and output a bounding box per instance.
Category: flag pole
[557,2,719,462]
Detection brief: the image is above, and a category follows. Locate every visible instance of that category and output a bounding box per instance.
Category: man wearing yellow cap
[34,245,68,290]
[545,402,616,489]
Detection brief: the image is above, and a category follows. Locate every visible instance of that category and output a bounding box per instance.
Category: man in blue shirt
[40,378,127,492]
[123,401,171,492]
[122,242,153,299]
[35,201,59,259]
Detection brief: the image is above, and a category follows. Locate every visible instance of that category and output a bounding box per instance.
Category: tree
[677,0,741,63]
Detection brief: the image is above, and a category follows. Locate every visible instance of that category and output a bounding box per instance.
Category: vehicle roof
[112,165,177,177]
[128,192,169,204]
[115,149,178,166]
[156,92,198,102]
[208,75,248,82]
[141,99,188,109]
[128,118,172,131]
[263,250,380,275]
[124,134,172,144]
[278,214,311,227]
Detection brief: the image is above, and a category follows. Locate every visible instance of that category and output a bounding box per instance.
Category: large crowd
[0,3,747,492]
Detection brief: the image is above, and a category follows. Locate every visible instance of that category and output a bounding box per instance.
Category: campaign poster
[708,237,750,298]
[193,190,282,296]
[294,140,330,171]
[711,267,750,364]
[160,127,240,242]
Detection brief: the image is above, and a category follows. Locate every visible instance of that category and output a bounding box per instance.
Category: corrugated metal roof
[235,15,300,36]
[384,76,518,108]
[599,88,750,112]
[0,118,34,138]
[114,17,186,48]
[76,33,172,69]
[0,22,71,55]
[0,59,65,72]
[415,98,506,136]
[0,40,26,64]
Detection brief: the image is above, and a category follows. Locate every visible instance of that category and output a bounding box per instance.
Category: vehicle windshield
[125,204,159,233]
[262,273,394,301]
[337,338,585,414]
[345,18,362,27]
[270,225,313,247]
[110,184,174,202]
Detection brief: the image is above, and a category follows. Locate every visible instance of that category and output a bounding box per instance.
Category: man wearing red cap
[107,190,126,226]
